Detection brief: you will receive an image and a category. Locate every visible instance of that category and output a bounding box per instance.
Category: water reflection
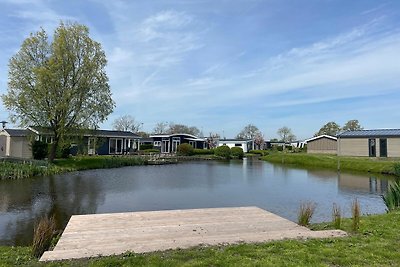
[0,159,393,246]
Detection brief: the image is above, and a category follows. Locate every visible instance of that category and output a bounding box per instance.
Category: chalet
[150,133,206,153]
[337,129,400,158]
[305,135,337,154]
[0,129,31,158]
[216,139,253,153]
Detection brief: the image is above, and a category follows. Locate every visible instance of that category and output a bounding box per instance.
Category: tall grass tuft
[298,202,316,226]
[332,203,342,229]
[32,216,56,258]
[382,180,400,211]
[351,199,361,232]
[394,163,400,177]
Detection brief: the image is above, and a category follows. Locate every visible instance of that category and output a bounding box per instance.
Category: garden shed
[0,129,32,159]
[305,135,337,154]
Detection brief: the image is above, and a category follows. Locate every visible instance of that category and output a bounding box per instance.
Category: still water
[0,159,391,245]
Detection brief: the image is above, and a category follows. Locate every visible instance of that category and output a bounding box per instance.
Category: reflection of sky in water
[0,159,392,245]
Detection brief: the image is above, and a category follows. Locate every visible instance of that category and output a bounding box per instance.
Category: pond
[0,159,392,246]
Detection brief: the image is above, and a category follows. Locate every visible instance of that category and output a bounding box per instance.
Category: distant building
[150,133,206,153]
[216,139,253,153]
[305,135,337,154]
[0,129,31,158]
[337,129,400,158]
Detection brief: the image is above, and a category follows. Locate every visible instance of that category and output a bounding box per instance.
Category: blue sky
[0,0,399,139]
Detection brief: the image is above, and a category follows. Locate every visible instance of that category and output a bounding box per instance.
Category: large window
[380,139,387,157]
[368,138,376,157]
[109,138,123,154]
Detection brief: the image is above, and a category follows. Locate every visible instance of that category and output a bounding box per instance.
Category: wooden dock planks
[40,207,347,261]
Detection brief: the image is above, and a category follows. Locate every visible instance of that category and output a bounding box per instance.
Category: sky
[0,0,399,140]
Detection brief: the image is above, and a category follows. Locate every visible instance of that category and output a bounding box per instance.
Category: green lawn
[262,152,400,176]
[1,211,400,266]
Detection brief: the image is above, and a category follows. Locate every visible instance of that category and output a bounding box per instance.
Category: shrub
[382,180,400,211]
[141,149,160,154]
[394,163,400,177]
[56,143,71,159]
[215,145,231,159]
[231,147,244,159]
[193,149,214,155]
[177,143,194,156]
[332,203,342,229]
[276,146,283,152]
[32,216,56,258]
[140,144,154,150]
[32,141,48,160]
[248,150,267,156]
[298,202,316,226]
[351,199,361,232]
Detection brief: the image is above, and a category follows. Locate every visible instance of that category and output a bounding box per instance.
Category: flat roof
[338,129,400,138]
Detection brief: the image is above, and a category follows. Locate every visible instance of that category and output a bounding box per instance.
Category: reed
[351,199,361,232]
[382,180,400,211]
[32,215,56,258]
[332,203,342,229]
[298,202,316,226]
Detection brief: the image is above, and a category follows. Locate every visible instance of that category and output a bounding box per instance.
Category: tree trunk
[48,135,59,163]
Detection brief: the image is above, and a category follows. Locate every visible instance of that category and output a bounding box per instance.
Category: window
[379,139,387,157]
[153,141,161,147]
[235,143,242,147]
[189,141,195,147]
[368,138,376,157]
[109,138,123,154]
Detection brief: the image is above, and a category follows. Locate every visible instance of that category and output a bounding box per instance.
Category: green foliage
[276,146,283,152]
[248,150,268,156]
[332,203,342,229]
[32,216,56,258]
[342,119,363,131]
[193,149,214,155]
[31,141,48,160]
[177,143,194,156]
[394,163,400,177]
[54,156,145,170]
[141,149,160,154]
[231,147,244,159]
[0,161,64,180]
[315,121,341,136]
[140,144,154,150]
[215,145,231,159]
[298,202,315,226]
[56,143,71,159]
[262,153,398,175]
[2,22,115,161]
[382,180,400,211]
[351,199,361,232]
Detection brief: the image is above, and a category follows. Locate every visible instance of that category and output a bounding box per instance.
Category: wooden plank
[40,207,347,262]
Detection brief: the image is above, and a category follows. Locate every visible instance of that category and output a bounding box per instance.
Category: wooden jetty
[40,207,347,262]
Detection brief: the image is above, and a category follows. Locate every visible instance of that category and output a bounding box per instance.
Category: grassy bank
[1,211,400,266]
[262,152,399,175]
[0,156,146,180]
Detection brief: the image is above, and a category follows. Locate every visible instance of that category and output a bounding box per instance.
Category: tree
[167,123,200,136]
[112,115,142,132]
[277,126,296,142]
[153,122,168,134]
[342,119,363,132]
[2,22,115,161]
[315,122,341,136]
[236,124,260,140]
[207,132,220,149]
[254,132,265,150]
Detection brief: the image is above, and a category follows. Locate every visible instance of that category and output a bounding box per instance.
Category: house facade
[216,139,253,153]
[337,129,400,158]
[150,133,206,153]
[305,135,337,154]
[0,129,32,158]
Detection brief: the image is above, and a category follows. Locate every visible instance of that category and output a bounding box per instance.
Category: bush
[231,147,244,159]
[56,143,71,159]
[394,163,400,177]
[177,143,194,156]
[141,149,160,154]
[276,146,283,152]
[193,149,214,155]
[140,144,154,150]
[215,145,231,159]
[382,180,400,211]
[31,141,48,160]
[248,150,267,156]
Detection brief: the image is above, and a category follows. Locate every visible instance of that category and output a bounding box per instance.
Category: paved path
[40,207,347,261]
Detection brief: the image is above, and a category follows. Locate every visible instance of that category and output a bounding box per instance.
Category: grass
[261,152,399,175]
[32,216,56,258]
[0,156,146,180]
[382,180,400,211]
[351,199,361,232]
[1,211,400,266]
[298,202,316,226]
[332,203,342,229]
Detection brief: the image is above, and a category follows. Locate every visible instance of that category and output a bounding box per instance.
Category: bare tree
[277,126,296,142]
[153,122,168,134]
[112,115,142,132]
[207,132,220,149]
[236,124,260,140]
[254,132,265,150]
[167,123,201,136]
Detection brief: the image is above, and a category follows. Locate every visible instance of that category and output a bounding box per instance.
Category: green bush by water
[382,180,400,211]
[231,147,244,159]
[193,148,214,155]
[177,143,194,156]
[215,145,231,159]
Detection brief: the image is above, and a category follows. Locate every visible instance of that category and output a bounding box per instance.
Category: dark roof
[28,126,141,138]
[2,129,29,137]
[338,129,400,138]
[218,139,252,142]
